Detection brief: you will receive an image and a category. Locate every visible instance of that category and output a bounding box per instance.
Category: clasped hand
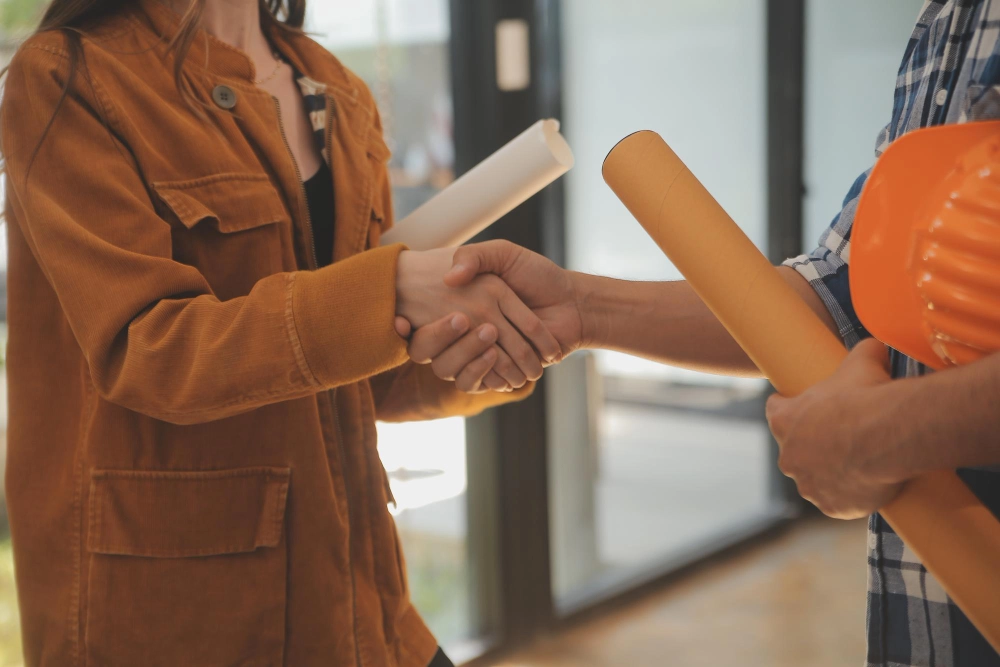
[394,243,583,394]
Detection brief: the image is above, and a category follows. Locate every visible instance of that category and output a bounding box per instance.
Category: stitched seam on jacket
[91,544,262,558]
[20,43,69,59]
[70,377,95,667]
[151,173,271,190]
[91,467,290,480]
[271,480,290,546]
[138,384,314,421]
[284,272,322,388]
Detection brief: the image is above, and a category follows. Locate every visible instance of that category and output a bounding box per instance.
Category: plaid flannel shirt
[784,1,1000,665]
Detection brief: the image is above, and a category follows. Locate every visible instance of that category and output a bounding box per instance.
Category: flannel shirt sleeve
[782,169,873,350]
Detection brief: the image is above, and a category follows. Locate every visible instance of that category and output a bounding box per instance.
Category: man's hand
[395,248,561,391]
[766,338,903,520]
[444,240,585,359]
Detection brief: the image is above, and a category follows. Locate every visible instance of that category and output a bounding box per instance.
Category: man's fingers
[765,393,789,441]
[853,338,890,369]
[407,313,470,364]
[455,347,499,393]
[430,324,499,381]
[493,316,544,383]
[499,291,561,365]
[444,240,517,287]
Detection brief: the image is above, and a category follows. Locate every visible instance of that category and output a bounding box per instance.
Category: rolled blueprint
[603,130,1000,652]
[381,119,574,250]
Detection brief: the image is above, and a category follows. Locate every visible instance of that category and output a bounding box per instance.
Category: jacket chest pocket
[84,467,290,667]
[153,174,291,301]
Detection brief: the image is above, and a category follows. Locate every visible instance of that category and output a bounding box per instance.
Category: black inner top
[304,161,334,268]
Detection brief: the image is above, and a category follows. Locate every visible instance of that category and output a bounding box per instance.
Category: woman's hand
[398,241,586,394]
[395,248,561,391]
[394,313,505,394]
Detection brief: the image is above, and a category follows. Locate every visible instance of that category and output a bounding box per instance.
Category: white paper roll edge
[380,119,574,250]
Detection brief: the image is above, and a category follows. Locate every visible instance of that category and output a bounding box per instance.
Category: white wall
[563,0,767,283]
[802,0,924,248]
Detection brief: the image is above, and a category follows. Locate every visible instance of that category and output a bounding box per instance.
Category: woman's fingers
[430,324,499,381]
[394,316,413,339]
[482,368,511,392]
[407,313,469,364]
[498,291,561,365]
[455,347,499,393]
[489,344,530,389]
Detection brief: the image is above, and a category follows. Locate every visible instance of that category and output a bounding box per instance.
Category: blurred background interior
[0,0,925,665]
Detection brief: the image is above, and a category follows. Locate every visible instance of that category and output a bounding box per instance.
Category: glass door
[550,0,782,611]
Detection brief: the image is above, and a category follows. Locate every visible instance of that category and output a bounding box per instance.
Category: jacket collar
[133,0,358,103]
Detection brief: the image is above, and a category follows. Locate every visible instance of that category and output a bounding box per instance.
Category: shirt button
[935,88,948,106]
[212,85,237,110]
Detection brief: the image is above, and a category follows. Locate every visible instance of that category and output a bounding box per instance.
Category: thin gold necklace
[255,53,284,86]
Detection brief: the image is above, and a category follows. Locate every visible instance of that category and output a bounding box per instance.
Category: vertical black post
[767,0,806,263]
[450,0,563,647]
[766,0,808,508]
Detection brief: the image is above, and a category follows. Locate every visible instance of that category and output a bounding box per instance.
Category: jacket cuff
[291,244,409,387]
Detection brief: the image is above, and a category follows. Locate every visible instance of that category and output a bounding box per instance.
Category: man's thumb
[444,241,512,287]
[850,337,890,374]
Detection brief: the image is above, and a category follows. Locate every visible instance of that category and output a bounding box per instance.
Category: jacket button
[212,85,237,110]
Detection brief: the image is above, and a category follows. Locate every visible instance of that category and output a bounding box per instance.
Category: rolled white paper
[381,119,575,250]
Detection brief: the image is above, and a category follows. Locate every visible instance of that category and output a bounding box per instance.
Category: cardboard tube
[381,119,574,250]
[603,130,1000,651]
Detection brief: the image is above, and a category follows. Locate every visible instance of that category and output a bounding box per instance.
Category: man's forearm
[861,352,1000,483]
[572,266,837,378]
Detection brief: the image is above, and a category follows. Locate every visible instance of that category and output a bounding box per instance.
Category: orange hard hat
[851,120,1000,370]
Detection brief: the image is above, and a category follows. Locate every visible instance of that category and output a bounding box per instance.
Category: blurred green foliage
[0,541,21,667]
[0,0,46,34]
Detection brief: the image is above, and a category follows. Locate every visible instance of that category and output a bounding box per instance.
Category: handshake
[394,240,587,394]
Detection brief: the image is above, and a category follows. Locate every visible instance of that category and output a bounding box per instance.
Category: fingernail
[479,326,494,342]
[452,315,468,332]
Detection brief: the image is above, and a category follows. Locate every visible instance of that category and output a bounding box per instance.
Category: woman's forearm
[572,266,837,378]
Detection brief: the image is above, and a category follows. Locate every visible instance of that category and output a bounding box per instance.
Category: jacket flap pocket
[88,467,290,558]
[152,174,289,233]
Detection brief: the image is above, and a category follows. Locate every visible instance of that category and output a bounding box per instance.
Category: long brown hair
[2,0,307,179]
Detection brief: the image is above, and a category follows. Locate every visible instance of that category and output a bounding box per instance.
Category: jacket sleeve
[1,42,409,425]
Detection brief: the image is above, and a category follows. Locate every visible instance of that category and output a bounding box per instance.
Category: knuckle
[494,354,514,375]
[777,452,795,478]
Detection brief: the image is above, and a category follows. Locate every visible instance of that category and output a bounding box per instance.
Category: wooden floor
[486,517,869,667]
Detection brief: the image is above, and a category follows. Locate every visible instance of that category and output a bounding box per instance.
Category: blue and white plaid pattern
[784,1,1000,665]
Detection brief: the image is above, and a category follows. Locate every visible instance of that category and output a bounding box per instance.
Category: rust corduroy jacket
[0,3,527,666]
